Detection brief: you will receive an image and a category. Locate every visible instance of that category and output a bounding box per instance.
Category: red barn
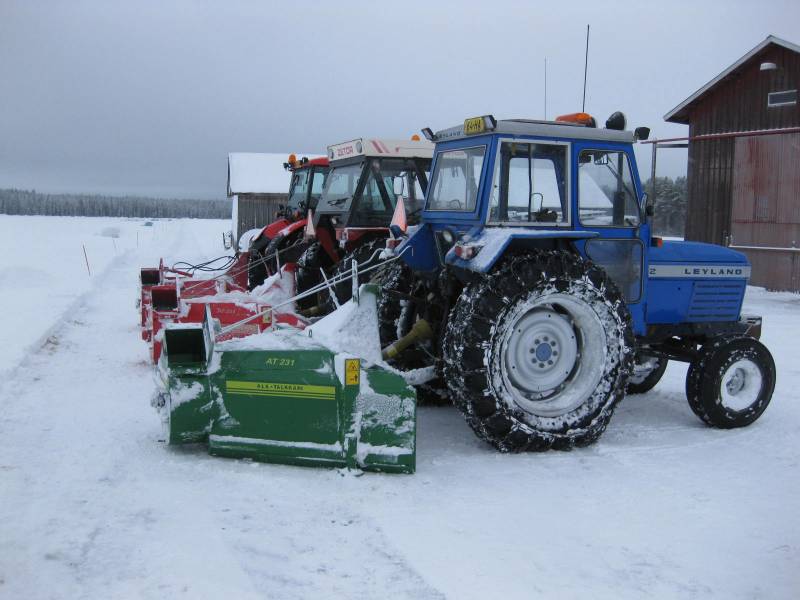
[664,35,800,291]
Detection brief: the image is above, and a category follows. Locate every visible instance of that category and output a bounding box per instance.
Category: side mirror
[646,204,655,217]
[634,127,651,141]
[393,175,406,198]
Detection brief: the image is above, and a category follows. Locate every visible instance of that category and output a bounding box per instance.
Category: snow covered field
[0,215,798,599]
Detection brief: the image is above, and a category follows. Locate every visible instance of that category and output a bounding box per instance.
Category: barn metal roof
[665,35,800,124]
[227,153,298,196]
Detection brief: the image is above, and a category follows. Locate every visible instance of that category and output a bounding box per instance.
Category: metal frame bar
[641,126,800,145]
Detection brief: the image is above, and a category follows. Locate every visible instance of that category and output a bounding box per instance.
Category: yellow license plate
[463,117,485,135]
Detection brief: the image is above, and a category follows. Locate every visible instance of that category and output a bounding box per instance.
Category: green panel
[163,341,417,473]
[357,368,416,473]
[166,373,216,444]
[210,350,342,447]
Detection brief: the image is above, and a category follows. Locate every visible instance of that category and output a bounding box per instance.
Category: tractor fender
[252,218,292,243]
[275,219,307,239]
[445,229,599,273]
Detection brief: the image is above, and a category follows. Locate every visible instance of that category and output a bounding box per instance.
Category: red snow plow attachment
[140,252,308,363]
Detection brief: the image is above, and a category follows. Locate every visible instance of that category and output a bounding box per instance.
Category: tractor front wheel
[443,251,634,451]
[627,354,668,394]
[685,336,775,428]
[295,242,336,311]
[328,238,386,307]
[247,234,272,290]
[374,261,449,406]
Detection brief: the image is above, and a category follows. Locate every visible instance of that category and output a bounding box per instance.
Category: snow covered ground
[0,215,798,599]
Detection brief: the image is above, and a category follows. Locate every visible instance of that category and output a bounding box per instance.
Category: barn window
[767,90,797,108]
[755,196,771,222]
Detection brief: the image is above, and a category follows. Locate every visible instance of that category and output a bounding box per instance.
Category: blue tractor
[380,112,776,450]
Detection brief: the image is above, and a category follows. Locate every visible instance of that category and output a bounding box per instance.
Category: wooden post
[82,244,91,276]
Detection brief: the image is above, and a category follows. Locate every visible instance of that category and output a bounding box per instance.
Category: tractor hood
[648,241,751,279]
[649,240,749,265]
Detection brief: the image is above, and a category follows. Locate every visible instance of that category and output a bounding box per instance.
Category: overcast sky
[1,0,798,198]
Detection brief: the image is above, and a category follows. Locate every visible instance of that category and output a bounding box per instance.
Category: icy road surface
[0,215,798,599]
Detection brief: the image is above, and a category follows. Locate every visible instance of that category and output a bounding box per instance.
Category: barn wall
[685,44,800,246]
[235,193,289,244]
[729,132,800,290]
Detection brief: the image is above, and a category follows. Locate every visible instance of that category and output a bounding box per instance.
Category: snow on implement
[153,282,416,473]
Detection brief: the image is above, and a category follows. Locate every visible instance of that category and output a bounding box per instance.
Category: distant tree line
[1,178,688,234]
[643,176,687,237]
[0,188,232,219]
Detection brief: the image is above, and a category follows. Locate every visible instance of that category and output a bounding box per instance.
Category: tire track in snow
[0,235,444,600]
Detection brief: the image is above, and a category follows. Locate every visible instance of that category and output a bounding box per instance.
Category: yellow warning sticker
[225,380,335,400]
[345,359,360,386]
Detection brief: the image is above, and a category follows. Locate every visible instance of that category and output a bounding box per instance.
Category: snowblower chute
[154,285,416,473]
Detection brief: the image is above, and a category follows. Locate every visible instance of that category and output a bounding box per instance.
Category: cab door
[573,143,648,335]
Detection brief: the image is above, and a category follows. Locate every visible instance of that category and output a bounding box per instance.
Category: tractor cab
[312,137,433,255]
[401,113,751,338]
[282,155,330,220]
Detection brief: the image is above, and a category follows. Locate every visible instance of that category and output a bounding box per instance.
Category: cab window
[578,150,640,227]
[309,168,327,202]
[286,169,310,208]
[426,146,486,212]
[489,142,568,224]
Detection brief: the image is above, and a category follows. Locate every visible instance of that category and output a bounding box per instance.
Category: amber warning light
[555,112,597,127]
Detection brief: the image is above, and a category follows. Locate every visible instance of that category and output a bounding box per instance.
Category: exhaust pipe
[382,319,433,360]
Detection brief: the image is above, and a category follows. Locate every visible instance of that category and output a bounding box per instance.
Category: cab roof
[432,119,635,144]
[327,138,434,163]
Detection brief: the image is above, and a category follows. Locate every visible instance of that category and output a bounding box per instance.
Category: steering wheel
[448,198,463,210]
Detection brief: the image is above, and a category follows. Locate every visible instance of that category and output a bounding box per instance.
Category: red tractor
[245,155,330,289]
[294,137,433,312]
[138,154,328,362]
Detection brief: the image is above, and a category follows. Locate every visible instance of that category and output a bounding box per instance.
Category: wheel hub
[725,368,746,395]
[497,292,608,419]
[504,308,578,395]
[534,341,553,362]
[720,359,763,411]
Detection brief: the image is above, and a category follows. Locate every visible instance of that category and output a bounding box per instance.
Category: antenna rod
[544,57,547,119]
[582,25,590,112]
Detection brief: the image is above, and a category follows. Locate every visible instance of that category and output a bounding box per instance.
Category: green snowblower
[152,284,416,473]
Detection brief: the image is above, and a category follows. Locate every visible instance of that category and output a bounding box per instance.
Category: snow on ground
[0,216,798,599]
[0,216,227,380]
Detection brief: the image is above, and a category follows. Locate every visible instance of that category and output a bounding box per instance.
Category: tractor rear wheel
[685,336,775,428]
[443,251,634,451]
[627,354,668,394]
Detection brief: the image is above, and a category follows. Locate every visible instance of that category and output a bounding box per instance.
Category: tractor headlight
[441,229,455,245]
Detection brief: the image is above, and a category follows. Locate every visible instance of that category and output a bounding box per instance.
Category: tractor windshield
[316,162,364,214]
[287,166,329,211]
[316,158,430,226]
[350,158,429,227]
[426,146,486,212]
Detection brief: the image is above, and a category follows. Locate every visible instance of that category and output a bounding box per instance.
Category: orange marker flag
[390,196,407,234]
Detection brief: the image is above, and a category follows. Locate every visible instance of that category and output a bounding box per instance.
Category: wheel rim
[720,358,763,411]
[630,355,661,385]
[498,292,607,418]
